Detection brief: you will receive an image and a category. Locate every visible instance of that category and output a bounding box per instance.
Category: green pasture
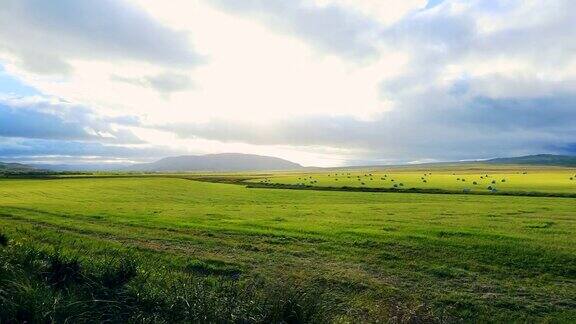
[254,166,576,194]
[0,176,575,322]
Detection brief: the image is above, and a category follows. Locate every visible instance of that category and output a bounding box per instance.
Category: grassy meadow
[253,165,576,195]
[0,171,575,322]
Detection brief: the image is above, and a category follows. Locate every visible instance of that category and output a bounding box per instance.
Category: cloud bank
[0,0,202,74]
[0,0,574,166]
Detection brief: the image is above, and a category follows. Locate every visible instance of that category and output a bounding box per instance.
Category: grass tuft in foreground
[0,240,334,323]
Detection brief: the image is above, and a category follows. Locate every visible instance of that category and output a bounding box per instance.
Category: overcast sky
[0,0,575,166]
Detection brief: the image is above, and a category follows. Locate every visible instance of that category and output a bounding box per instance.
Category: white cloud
[0,0,202,74]
[112,72,194,96]
[1,0,406,124]
[314,0,426,25]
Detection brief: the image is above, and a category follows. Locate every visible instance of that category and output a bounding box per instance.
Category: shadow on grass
[245,183,576,198]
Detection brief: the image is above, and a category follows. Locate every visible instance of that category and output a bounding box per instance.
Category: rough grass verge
[0,241,336,323]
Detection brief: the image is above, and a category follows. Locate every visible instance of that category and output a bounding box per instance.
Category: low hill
[127,153,303,172]
[485,154,576,167]
[0,162,38,174]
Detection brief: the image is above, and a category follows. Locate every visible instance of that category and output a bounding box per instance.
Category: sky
[0,0,575,167]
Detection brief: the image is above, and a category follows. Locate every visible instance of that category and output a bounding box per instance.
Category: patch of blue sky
[424,0,445,10]
[0,65,40,96]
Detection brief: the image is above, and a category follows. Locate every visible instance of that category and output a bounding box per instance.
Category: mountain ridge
[0,162,37,173]
[484,154,576,167]
[126,153,303,172]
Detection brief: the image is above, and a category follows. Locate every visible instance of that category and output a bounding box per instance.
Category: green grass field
[1,174,575,322]
[253,166,576,194]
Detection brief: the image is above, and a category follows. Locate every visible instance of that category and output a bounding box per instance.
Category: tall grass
[0,235,334,323]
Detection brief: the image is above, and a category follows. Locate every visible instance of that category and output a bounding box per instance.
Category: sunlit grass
[0,176,575,322]
[253,167,576,194]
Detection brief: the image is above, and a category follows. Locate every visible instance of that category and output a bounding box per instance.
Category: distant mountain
[126,153,303,172]
[485,154,576,167]
[0,162,37,173]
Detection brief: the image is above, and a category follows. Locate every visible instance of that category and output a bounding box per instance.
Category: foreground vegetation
[1,175,575,322]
